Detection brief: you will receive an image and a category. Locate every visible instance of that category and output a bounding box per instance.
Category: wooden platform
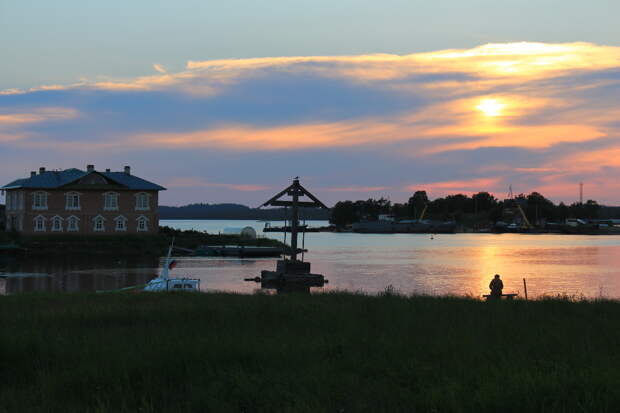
[483,293,518,300]
[260,259,325,285]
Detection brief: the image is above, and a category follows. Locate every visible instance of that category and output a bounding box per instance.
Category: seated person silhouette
[489,274,504,298]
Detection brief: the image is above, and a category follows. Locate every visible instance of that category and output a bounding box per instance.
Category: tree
[330,201,358,227]
[472,192,498,213]
[407,190,429,219]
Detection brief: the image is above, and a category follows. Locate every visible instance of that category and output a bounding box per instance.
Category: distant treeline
[159,203,330,220]
[330,191,620,227]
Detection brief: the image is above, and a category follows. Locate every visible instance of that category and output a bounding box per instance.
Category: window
[135,193,150,210]
[65,192,81,210]
[34,215,46,232]
[136,216,149,232]
[104,192,119,211]
[18,192,24,210]
[33,192,48,210]
[114,215,127,232]
[93,215,105,232]
[7,192,19,211]
[67,216,80,232]
[51,216,63,232]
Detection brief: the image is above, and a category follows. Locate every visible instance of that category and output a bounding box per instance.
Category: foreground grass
[1,293,620,412]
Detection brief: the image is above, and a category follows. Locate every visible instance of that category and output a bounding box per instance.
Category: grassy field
[1,292,620,412]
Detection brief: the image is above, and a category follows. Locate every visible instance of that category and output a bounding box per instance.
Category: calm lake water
[3,219,620,298]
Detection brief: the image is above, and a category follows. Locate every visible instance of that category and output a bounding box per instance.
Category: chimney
[124,166,131,175]
[39,167,46,174]
[87,164,95,172]
[105,168,111,172]
[30,171,36,178]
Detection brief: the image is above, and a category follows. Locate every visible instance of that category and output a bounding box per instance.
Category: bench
[483,293,518,301]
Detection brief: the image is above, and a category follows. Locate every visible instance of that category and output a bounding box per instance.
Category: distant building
[1,165,165,235]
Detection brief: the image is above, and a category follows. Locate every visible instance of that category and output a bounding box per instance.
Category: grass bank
[1,292,620,412]
[1,226,284,256]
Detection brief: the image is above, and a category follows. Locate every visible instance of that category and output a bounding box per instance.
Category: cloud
[324,186,391,192]
[1,41,620,205]
[164,177,271,192]
[153,63,167,74]
[0,107,78,126]
[405,178,504,197]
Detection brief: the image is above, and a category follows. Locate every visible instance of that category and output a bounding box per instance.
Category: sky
[1,1,620,206]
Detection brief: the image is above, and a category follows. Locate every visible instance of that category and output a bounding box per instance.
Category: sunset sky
[2,1,620,206]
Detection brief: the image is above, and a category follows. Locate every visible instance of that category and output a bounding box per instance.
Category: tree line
[330,191,612,227]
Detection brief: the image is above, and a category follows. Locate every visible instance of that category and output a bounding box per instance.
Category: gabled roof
[2,168,165,191]
[100,172,165,191]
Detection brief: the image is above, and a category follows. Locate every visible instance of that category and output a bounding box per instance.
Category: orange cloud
[3,42,619,96]
[0,107,78,126]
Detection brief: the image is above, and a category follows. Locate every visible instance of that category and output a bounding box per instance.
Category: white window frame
[67,215,80,232]
[114,215,127,232]
[34,215,46,232]
[51,215,64,232]
[32,191,48,211]
[92,215,106,232]
[134,192,150,211]
[103,192,119,211]
[136,215,149,232]
[65,191,81,211]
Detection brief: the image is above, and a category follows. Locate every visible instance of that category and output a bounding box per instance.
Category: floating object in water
[195,245,282,257]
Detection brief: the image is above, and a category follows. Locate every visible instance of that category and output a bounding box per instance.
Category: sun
[476,98,505,117]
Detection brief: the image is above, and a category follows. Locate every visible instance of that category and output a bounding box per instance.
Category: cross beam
[261,178,328,261]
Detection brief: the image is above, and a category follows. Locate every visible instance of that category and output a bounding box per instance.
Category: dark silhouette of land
[330,190,620,229]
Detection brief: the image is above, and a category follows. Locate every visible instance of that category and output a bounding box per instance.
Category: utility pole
[579,182,583,204]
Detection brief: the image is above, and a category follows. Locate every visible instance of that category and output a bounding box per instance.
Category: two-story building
[1,165,165,235]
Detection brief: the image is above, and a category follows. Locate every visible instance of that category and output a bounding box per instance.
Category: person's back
[489,274,503,297]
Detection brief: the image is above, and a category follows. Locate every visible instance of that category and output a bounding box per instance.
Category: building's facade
[1,165,165,235]
[0,204,5,231]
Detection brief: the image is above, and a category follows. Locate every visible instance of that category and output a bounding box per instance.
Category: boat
[144,240,200,292]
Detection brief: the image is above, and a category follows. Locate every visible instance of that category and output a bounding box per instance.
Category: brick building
[1,165,165,235]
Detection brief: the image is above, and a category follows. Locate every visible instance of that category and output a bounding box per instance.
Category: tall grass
[1,292,619,412]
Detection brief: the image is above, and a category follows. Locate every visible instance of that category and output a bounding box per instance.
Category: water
[3,219,620,298]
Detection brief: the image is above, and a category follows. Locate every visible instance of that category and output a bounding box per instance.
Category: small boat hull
[144,277,200,292]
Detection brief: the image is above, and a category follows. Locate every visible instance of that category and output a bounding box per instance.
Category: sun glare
[476,99,505,117]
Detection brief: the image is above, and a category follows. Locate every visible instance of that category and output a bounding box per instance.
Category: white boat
[144,240,201,292]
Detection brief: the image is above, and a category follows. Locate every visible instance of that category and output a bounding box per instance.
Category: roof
[2,168,165,191]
